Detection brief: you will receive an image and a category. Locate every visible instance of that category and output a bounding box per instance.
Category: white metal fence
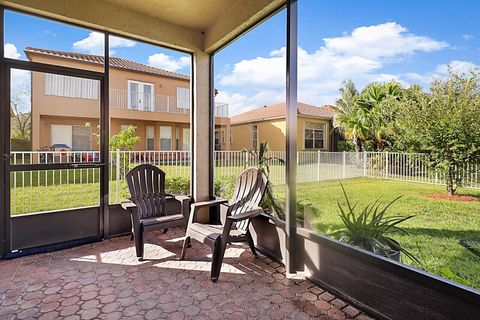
[9,150,479,214]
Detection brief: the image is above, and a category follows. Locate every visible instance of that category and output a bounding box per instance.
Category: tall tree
[395,69,480,195]
[333,80,369,152]
[10,89,31,141]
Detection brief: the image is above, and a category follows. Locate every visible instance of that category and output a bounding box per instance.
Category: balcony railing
[109,88,229,117]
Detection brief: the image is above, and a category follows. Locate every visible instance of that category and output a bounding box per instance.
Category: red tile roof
[230,102,336,125]
[24,47,190,80]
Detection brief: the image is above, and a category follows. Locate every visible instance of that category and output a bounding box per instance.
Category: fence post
[116,149,121,203]
[385,151,389,179]
[342,151,346,179]
[244,151,249,168]
[363,152,367,177]
[317,150,321,181]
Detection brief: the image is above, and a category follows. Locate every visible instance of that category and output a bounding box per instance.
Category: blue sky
[5,1,480,115]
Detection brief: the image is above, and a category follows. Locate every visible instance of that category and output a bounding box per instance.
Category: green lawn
[290,178,480,289]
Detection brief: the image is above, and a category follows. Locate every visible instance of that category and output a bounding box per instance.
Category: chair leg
[180,236,190,260]
[134,227,144,261]
[246,231,257,256]
[211,238,227,282]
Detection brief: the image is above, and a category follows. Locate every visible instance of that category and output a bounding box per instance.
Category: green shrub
[214,175,236,199]
[338,140,355,152]
[165,176,190,194]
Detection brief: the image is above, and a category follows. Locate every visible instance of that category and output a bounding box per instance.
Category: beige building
[229,102,337,151]
[27,47,230,152]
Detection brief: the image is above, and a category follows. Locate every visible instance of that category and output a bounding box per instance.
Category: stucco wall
[230,117,332,151]
[29,52,232,152]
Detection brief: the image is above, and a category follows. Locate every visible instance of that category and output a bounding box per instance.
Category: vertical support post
[363,152,367,177]
[116,149,120,203]
[101,33,110,238]
[192,50,211,222]
[317,150,321,181]
[286,0,298,275]
[0,8,6,258]
[385,151,389,179]
[342,151,346,179]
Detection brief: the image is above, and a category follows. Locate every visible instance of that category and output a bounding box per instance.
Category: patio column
[192,50,212,222]
[285,0,298,275]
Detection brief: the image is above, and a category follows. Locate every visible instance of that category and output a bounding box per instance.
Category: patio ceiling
[0,0,284,52]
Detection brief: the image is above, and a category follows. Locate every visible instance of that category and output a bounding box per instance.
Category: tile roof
[24,47,190,80]
[230,102,336,125]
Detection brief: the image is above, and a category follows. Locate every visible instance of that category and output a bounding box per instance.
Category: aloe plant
[329,183,421,265]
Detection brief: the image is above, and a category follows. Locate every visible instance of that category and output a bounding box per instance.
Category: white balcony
[109,88,229,117]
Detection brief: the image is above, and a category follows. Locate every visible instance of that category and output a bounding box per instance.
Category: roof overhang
[1,0,285,53]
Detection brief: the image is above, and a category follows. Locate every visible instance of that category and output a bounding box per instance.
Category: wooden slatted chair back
[126,164,167,219]
[229,167,268,232]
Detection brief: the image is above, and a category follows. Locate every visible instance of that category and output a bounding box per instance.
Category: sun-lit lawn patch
[290,178,480,289]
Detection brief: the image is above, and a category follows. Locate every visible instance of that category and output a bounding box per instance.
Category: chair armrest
[191,199,228,210]
[227,208,264,222]
[187,199,228,224]
[174,195,191,223]
[121,200,137,211]
[165,193,175,198]
[173,195,191,202]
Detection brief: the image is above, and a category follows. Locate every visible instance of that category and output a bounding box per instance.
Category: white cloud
[324,22,448,59]
[402,60,479,88]
[217,22,449,111]
[434,60,477,75]
[147,53,190,72]
[73,32,135,55]
[463,34,474,40]
[215,91,252,114]
[5,43,21,59]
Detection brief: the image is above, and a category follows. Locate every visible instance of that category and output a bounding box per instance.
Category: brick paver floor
[0,228,376,319]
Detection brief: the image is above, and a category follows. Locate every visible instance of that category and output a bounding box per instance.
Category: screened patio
[0,1,478,320]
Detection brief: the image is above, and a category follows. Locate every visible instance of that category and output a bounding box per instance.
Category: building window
[120,124,131,131]
[176,87,190,109]
[50,124,91,150]
[251,125,258,150]
[304,122,325,149]
[183,128,190,151]
[160,126,172,150]
[45,73,99,100]
[230,129,233,144]
[146,125,155,151]
[128,80,154,111]
[220,129,225,144]
[214,130,220,151]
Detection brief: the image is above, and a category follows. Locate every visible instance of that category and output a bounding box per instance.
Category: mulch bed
[426,194,479,202]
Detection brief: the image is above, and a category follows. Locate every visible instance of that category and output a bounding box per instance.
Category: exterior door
[3,64,106,255]
[128,80,153,111]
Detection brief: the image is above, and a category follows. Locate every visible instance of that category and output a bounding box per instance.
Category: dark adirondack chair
[181,167,268,281]
[122,164,189,260]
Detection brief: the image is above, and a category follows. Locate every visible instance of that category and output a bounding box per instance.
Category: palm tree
[360,81,402,150]
[333,80,369,152]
